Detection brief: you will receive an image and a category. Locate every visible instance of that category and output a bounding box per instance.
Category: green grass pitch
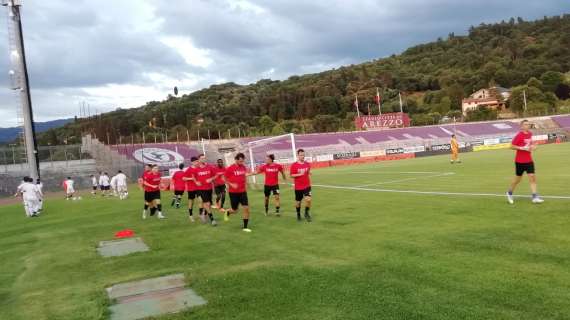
[1,143,569,320]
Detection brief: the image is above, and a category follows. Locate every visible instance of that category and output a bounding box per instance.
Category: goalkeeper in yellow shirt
[450,134,461,164]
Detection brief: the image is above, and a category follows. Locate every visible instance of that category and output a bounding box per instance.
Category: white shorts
[117,185,128,192]
[66,188,75,194]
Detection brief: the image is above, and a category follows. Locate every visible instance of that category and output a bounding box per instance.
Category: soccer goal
[246,133,297,185]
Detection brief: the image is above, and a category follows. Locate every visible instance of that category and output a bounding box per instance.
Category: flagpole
[523,90,527,115]
[398,92,403,113]
[354,94,360,117]
[376,87,382,115]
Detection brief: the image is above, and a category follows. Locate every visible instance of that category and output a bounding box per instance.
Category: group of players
[14,120,544,220]
[89,171,129,199]
[14,177,44,217]
[141,149,313,232]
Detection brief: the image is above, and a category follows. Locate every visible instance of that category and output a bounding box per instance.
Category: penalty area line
[311,183,570,200]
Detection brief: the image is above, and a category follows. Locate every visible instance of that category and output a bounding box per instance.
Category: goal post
[246,133,297,185]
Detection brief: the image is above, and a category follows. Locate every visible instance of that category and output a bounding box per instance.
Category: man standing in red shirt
[192,154,218,226]
[183,157,201,222]
[170,163,186,209]
[224,153,253,232]
[212,159,227,212]
[142,165,165,219]
[507,120,544,204]
[254,154,286,216]
[290,149,312,222]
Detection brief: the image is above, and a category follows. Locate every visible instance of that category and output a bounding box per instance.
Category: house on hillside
[462,86,513,117]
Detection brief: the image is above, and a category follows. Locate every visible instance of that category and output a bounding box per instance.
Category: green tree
[526,77,543,90]
[540,71,565,92]
[271,123,285,135]
[258,116,276,135]
[313,115,340,132]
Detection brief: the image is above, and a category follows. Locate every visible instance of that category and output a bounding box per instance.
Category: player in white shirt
[15,176,42,217]
[90,175,98,195]
[110,174,118,197]
[115,170,128,200]
[36,178,44,212]
[63,177,76,200]
[99,172,111,196]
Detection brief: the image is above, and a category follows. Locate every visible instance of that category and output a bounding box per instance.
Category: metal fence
[0,144,92,167]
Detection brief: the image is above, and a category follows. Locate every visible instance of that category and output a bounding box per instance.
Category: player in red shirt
[507,120,544,204]
[254,154,286,216]
[212,159,227,211]
[192,154,218,226]
[170,163,186,209]
[183,157,201,222]
[224,153,254,232]
[290,149,312,222]
[142,165,165,219]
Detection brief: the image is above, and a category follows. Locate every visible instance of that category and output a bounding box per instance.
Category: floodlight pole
[4,0,40,179]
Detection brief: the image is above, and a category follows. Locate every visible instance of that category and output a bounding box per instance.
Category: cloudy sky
[0,0,568,127]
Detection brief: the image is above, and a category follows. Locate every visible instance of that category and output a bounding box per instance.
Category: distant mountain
[0,118,73,144]
[41,14,570,145]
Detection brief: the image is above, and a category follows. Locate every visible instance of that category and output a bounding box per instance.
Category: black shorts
[102,185,110,191]
[264,185,280,197]
[214,184,226,195]
[188,190,198,200]
[229,192,248,210]
[144,191,161,202]
[295,187,312,202]
[92,186,97,191]
[198,190,213,203]
[515,162,535,176]
[174,190,185,196]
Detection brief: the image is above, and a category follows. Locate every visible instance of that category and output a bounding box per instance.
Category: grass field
[1,143,570,320]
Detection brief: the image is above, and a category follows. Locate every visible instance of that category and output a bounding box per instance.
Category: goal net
[242,133,298,186]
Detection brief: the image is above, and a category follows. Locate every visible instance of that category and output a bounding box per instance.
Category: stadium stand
[552,115,570,131]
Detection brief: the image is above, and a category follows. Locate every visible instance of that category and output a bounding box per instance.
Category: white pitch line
[355,172,455,188]
[312,183,570,200]
[351,171,447,174]
[321,171,447,175]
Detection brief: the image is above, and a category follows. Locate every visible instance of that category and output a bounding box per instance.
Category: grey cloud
[0,0,569,126]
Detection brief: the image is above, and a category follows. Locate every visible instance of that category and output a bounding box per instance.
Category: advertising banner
[360,150,387,157]
[473,143,511,152]
[484,138,501,146]
[431,144,451,152]
[316,154,334,162]
[355,113,411,130]
[386,148,405,155]
[333,151,361,160]
[404,146,426,154]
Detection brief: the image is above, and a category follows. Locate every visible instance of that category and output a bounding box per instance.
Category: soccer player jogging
[36,178,44,213]
[90,175,98,195]
[110,174,118,197]
[99,172,111,196]
[290,149,312,222]
[142,165,165,219]
[212,159,227,211]
[192,154,218,226]
[224,153,254,232]
[15,176,42,217]
[255,154,286,216]
[115,170,128,200]
[506,120,544,204]
[63,177,76,200]
[171,163,186,209]
[183,157,202,222]
[450,134,461,164]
